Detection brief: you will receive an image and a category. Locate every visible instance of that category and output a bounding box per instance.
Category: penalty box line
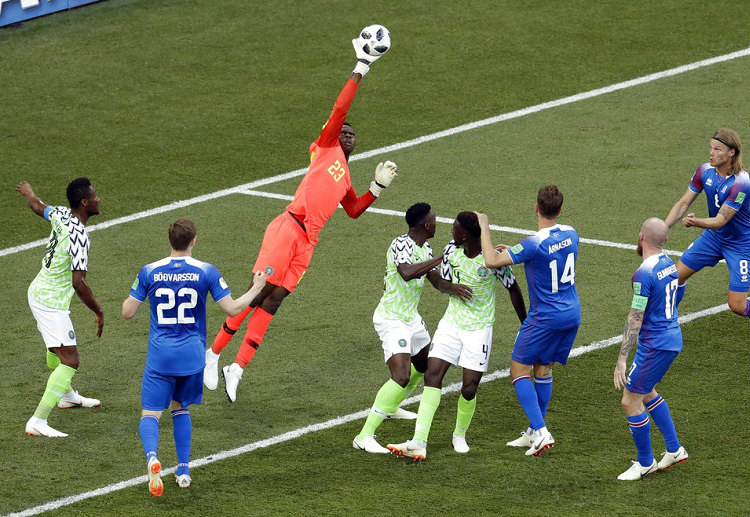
[2,46,748,260]
[4,303,729,517]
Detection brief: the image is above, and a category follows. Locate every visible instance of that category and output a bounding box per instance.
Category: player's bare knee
[461,384,478,401]
[727,296,746,315]
[391,370,411,387]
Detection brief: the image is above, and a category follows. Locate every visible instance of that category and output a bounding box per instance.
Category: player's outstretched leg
[172,407,192,487]
[224,308,274,402]
[645,394,688,471]
[26,363,76,437]
[355,379,402,454]
[205,307,253,390]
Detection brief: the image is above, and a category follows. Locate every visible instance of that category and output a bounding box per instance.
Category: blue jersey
[630,253,682,352]
[507,224,581,329]
[130,256,232,376]
[689,164,750,244]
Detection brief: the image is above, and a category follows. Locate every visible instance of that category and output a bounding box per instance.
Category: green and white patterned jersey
[440,241,515,330]
[28,206,90,310]
[375,234,434,322]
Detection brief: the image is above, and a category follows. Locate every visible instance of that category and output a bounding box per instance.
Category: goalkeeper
[205,30,399,402]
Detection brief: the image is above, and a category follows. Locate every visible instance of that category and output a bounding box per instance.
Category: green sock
[357,379,404,440]
[413,386,442,443]
[454,394,477,436]
[403,364,424,397]
[34,364,76,420]
[46,350,61,371]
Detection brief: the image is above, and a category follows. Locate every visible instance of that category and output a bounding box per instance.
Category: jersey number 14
[549,253,575,293]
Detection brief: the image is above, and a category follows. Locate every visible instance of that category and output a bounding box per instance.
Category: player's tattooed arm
[683,204,737,229]
[614,308,644,390]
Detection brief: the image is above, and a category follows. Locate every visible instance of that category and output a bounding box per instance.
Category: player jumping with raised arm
[614,218,688,481]
[205,29,399,402]
[476,185,581,457]
[123,218,266,496]
[354,203,474,454]
[665,129,750,317]
[17,179,104,438]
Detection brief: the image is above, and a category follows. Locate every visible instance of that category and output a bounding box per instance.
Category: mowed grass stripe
[2,47,747,259]
[3,303,728,517]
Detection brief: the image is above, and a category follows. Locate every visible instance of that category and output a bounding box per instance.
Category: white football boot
[204,348,221,390]
[352,435,390,454]
[147,456,163,497]
[57,389,101,409]
[452,433,470,454]
[386,439,427,461]
[657,447,688,471]
[617,459,658,480]
[506,427,534,448]
[222,363,243,402]
[25,416,68,437]
[385,407,417,420]
[525,427,555,456]
[176,474,192,488]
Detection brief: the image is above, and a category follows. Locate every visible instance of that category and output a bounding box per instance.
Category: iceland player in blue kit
[614,218,688,481]
[476,185,580,457]
[665,129,750,318]
[122,218,266,496]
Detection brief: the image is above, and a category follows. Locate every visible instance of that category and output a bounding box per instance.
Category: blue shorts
[625,346,678,394]
[680,231,750,292]
[141,368,203,411]
[511,320,579,365]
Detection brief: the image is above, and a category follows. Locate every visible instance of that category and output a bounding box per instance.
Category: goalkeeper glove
[352,38,382,76]
[369,161,398,197]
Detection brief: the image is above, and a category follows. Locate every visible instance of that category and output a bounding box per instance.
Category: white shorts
[28,295,77,349]
[373,311,431,363]
[429,319,493,373]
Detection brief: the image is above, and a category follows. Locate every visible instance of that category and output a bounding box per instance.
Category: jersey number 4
[549,252,575,293]
[155,287,198,324]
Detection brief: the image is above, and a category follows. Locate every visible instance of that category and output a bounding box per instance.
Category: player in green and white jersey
[17,179,104,438]
[387,211,526,460]
[354,203,472,454]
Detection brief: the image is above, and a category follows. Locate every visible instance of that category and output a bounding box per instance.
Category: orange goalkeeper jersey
[286,79,375,246]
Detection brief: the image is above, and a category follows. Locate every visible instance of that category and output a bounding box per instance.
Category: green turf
[1,1,749,516]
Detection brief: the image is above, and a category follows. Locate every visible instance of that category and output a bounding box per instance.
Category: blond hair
[712,129,744,175]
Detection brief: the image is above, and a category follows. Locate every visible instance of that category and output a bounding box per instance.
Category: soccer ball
[357,24,391,58]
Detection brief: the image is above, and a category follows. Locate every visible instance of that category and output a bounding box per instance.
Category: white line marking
[238,190,686,256]
[3,47,748,259]
[4,303,729,517]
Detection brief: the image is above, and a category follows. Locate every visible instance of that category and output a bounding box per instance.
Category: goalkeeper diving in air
[205,27,399,402]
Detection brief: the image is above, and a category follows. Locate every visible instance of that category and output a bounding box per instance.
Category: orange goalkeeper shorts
[253,212,314,293]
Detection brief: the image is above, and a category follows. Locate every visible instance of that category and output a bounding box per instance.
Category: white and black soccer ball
[357,24,391,57]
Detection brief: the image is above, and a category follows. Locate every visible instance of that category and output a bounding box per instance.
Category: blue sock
[534,376,553,418]
[675,283,686,307]
[646,395,681,453]
[743,298,750,318]
[513,375,545,430]
[172,408,192,476]
[139,415,160,462]
[627,411,654,467]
